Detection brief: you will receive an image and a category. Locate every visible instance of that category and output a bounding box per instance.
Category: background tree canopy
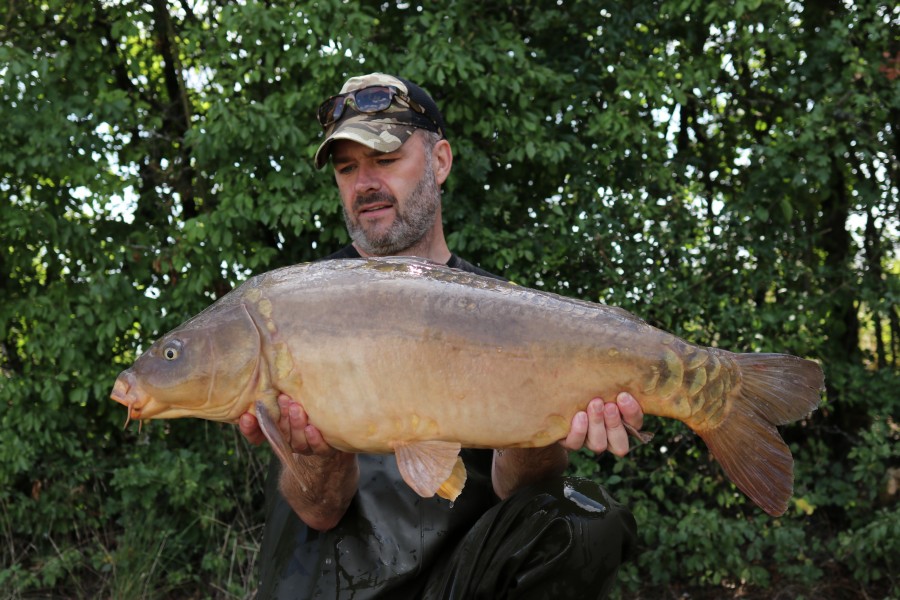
[1,0,898,597]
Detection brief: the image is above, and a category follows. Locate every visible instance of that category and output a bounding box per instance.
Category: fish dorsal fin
[394,440,465,500]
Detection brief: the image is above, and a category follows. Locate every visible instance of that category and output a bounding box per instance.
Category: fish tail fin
[695,353,824,516]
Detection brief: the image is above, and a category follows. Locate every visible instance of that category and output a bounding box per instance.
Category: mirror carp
[110,257,824,516]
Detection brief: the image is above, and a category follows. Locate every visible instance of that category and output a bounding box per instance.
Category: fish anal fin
[623,422,654,444]
[394,440,464,499]
[436,457,467,501]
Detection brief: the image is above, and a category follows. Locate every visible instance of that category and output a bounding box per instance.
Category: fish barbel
[110,257,823,516]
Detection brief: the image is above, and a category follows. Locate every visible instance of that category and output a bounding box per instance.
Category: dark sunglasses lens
[353,86,394,113]
[317,86,399,127]
[318,96,345,126]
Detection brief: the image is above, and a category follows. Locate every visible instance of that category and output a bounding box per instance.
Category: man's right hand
[238,394,358,531]
[238,410,267,445]
[240,394,341,457]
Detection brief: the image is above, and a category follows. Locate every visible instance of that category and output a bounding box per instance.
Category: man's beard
[343,159,441,256]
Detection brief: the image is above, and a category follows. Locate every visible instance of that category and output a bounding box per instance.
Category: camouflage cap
[313,73,446,169]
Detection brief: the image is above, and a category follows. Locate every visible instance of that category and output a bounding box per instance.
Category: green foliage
[1,0,898,598]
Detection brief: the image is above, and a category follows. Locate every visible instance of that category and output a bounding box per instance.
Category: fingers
[561,398,612,454]
[276,395,336,457]
[303,422,336,456]
[276,395,295,438]
[238,412,266,445]
[585,398,611,453]
[560,411,589,451]
[602,400,629,457]
[617,391,644,431]
[562,393,645,457]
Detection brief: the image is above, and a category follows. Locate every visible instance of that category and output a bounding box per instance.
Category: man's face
[331,133,442,256]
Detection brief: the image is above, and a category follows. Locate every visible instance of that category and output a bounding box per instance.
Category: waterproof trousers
[420,476,637,600]
[258,473,636,599]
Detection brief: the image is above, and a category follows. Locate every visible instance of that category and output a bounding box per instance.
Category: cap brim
[314,114,422,169]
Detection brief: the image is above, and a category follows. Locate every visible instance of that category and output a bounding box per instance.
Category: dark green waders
[257,453,637,600]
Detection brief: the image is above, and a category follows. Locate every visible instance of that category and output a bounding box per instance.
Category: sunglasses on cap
[316,85,441,132]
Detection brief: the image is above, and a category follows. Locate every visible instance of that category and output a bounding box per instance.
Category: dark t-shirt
[257,247,502,600]
[323,245,500,279]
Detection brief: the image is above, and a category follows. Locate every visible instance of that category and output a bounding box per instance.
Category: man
[239,73,643,599]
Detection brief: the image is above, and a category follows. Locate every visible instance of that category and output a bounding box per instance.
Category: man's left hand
[560,392,644,456]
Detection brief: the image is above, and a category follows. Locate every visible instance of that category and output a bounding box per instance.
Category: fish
[110,257,824,516]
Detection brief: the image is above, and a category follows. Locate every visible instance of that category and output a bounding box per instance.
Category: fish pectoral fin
[255,400,295,469]
[394,441,465,500]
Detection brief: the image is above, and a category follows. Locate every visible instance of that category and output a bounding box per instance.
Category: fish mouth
[110,372,145,428]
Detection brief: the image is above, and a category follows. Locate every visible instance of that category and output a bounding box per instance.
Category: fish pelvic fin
[394,440,466,501]
[695,353,824,517]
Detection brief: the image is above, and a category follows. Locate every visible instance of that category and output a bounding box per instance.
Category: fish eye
[162,341,182,361]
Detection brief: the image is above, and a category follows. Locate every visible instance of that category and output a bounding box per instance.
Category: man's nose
[354,163,381,194]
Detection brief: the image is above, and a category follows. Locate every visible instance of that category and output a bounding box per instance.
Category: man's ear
[432,138,453,186]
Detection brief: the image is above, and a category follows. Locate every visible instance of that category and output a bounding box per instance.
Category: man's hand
[238,394,357,531]
[492,392,644,499]
[238,411,266,445]
[560,392,644,456]
[239,395,339,456]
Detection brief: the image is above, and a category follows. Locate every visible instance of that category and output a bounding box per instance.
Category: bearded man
[239,73,642,600]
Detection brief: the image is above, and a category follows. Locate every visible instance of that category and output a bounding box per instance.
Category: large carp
[110,257,823,516]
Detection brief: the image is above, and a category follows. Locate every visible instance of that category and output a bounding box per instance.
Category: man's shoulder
[447,254,505,281]
[319,245,361,261]
[317,247,505,282]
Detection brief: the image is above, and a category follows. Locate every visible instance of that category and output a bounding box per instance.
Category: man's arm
[240,396,359,531]
[491,393,644,499]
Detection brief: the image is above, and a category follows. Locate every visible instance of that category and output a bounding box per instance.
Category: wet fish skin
[110,257,824,516]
